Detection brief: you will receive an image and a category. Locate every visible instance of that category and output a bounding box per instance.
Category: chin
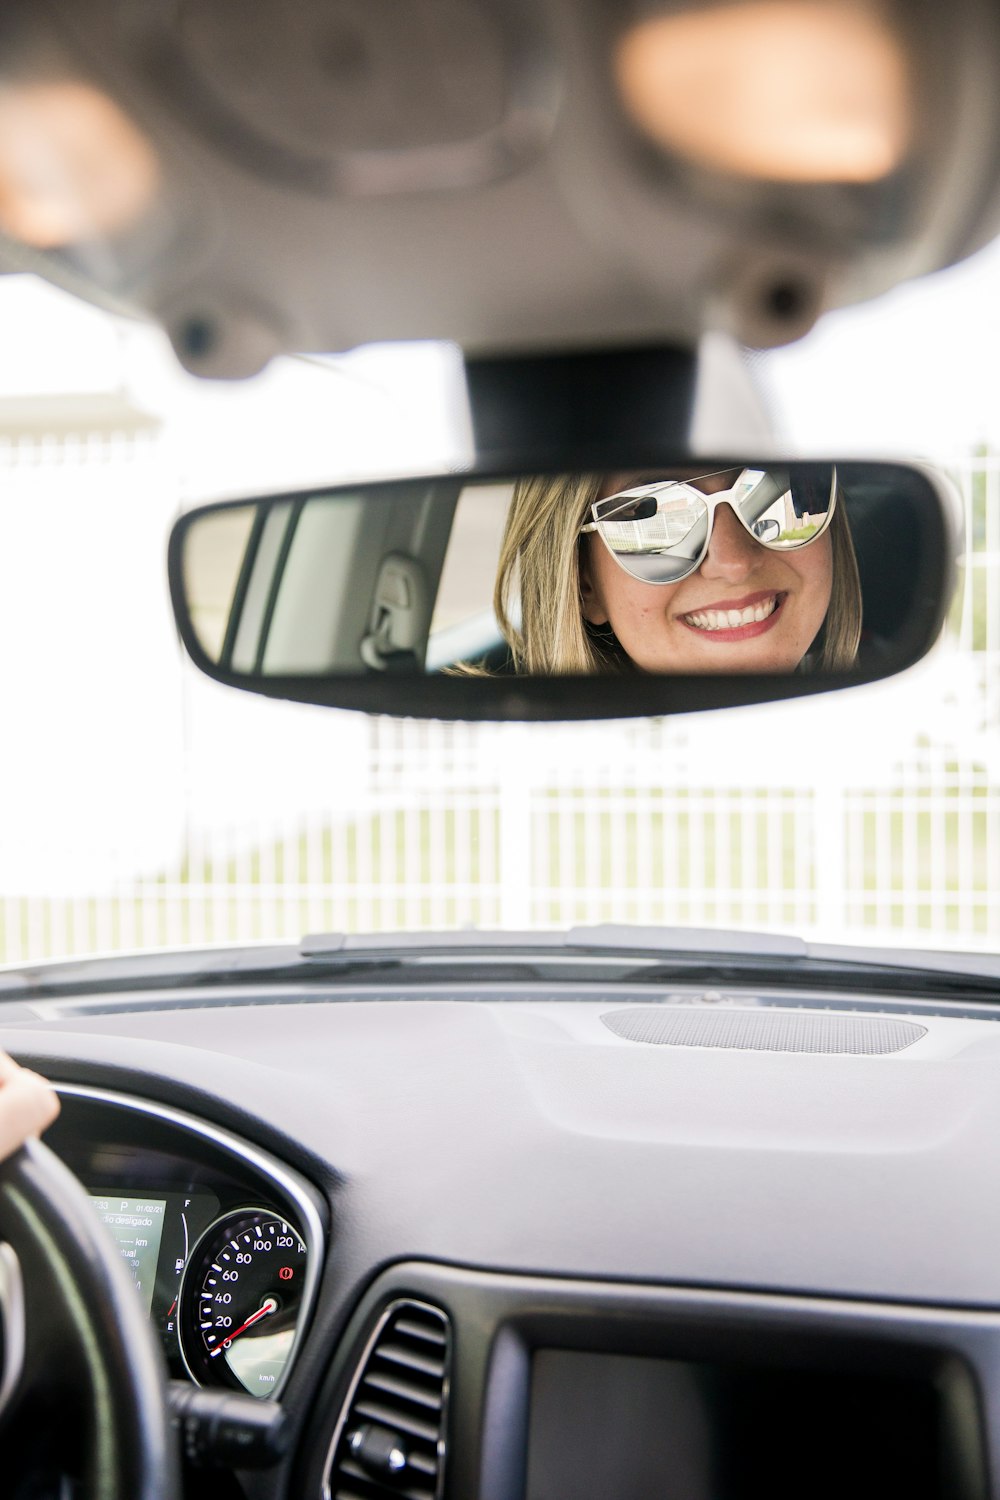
[635,638,807,675]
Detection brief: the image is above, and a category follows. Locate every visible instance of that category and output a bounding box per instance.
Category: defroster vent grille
[601,1007,926,1054]
[323,1299,451,1500]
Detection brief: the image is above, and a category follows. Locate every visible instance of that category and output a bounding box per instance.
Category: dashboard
[2,983,1000,1497]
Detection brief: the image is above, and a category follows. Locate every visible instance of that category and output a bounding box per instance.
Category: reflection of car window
[183,506,256,661]
[756,493,801,542]
[432,481,513,632]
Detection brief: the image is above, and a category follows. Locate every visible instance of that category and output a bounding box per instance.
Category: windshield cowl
[0,927,997,1018]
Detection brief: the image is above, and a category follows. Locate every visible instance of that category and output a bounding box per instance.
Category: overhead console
[8,0,1000,367]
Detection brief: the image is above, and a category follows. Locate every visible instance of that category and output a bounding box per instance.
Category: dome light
[0,81,158,248]
[615,1,911,183]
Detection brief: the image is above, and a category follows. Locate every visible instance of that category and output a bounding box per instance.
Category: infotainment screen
[525,1350,953,1500]
[89,1193,167,1315]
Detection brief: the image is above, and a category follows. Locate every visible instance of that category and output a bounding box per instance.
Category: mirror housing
[168,457,961,722]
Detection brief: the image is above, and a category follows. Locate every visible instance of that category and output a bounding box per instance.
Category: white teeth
[684,596,778,631]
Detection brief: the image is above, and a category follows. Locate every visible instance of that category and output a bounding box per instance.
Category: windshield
[0,254,994,967]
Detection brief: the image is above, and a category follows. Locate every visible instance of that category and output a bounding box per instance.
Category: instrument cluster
[46,1085,324,1400]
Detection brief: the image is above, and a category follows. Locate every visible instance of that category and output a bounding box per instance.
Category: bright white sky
[0,275,472,493]
[765,232,1000,457]
[0,278,475,893]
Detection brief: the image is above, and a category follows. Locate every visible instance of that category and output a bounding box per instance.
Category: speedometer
[178,1207,308,1399]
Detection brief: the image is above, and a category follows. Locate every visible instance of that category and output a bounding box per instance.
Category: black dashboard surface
[2,989,999,1497]
[7,992,1000,1304]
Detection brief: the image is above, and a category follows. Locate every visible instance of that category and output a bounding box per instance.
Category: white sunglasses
[580,467,837,584]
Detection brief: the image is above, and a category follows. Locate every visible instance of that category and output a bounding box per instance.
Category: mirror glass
[168,460,957,717]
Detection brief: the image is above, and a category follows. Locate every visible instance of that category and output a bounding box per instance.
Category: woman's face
[579,470,834,673]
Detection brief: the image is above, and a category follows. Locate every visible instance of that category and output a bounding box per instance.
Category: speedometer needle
[209,1296,278,1356]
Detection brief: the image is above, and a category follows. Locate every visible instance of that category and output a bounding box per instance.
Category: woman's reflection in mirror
[493,468,862,674]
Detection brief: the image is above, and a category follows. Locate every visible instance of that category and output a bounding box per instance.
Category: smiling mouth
[683,594,781,632]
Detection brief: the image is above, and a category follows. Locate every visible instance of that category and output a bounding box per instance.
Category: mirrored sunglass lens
[604,548,702,582]
[736,466,834,548]
[594,488,708,553]
[592,494,659,525]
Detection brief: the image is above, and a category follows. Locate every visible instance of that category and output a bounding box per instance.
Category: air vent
[323,1299,451,1500]
[601,1008,926,1054]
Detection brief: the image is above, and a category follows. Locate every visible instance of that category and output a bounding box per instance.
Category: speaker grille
[601,1008,925,1055]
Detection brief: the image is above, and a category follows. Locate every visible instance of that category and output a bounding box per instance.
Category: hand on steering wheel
[0,1063,180,1499]
[0,1055,59,1156]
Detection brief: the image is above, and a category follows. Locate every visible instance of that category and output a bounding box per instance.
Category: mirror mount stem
[464,345,697,470]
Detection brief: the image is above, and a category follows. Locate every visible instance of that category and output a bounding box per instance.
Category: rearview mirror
[167,459,960,720]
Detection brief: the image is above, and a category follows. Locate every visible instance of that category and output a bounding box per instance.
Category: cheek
[791,537,834,629]
[584,548,685,670]
[591,552,680,633]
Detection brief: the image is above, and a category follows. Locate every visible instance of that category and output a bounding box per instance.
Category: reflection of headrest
[842,476,920,641]
[787,465,829,519]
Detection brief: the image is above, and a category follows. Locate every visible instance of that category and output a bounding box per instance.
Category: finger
[0,1070,60,1161]
[0,1052,23,1083]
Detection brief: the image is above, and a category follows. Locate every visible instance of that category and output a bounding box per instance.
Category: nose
[698,502,762,582]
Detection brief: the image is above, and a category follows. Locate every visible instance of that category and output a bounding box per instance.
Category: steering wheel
[0,1137,180,1498]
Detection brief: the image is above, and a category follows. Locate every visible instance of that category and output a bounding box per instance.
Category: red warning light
[279,1266,294,1281]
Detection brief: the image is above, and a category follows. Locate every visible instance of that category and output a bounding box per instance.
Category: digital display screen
[525,1350,950,1500]
[89,1192,167,1315]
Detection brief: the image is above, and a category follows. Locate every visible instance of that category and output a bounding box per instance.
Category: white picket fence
[5,718,1000,959]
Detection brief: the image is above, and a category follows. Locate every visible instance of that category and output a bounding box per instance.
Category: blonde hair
[494,472,862,674]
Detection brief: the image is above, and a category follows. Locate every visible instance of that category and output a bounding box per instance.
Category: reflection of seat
[845,474,923,647]
[426,609,514,674]
[472,641,518,673]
